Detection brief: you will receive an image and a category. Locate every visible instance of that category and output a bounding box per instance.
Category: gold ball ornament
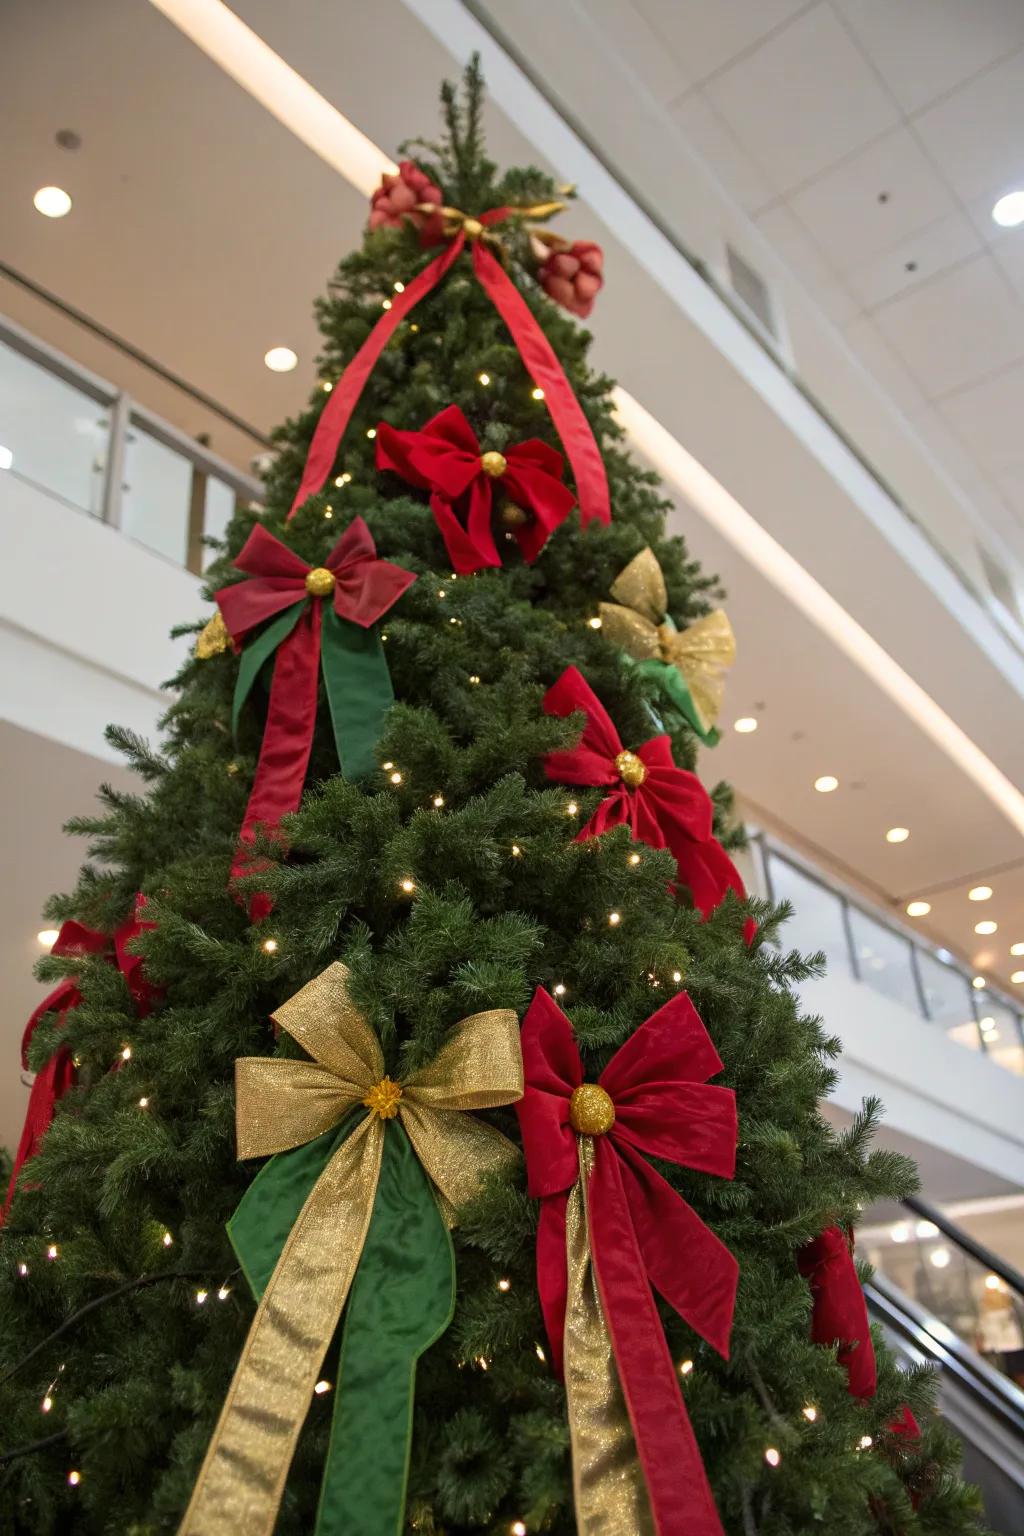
[305,567,336,598]
[480,450,507,478]
[569,1083,616,1136]
[499,503,530,528]
[462,217,484,240]
[615,750,646,788]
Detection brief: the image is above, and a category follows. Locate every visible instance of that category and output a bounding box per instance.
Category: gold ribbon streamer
[598,548,736,734]
[564,1139,655,1536]
[179,962,523,1536]
[195,609,231,660]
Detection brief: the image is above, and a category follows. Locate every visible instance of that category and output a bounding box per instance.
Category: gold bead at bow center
[462,217,484,239]
[480,450,507,478]
[615,749,646,787]
[305,567,336,598]
[363,1076,403,1119]
[569,1083,616,1136]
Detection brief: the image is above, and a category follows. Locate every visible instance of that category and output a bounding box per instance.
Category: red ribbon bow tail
[3,980,81,1224]
[799,1225,878,1399]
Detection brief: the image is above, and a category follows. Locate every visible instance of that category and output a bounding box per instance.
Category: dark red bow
[517,986,738,1536]
[543,666,749,924]
[287,203,610,530]
[216,518,415,915]
[3,900,157,1222]
[375,404,576,574]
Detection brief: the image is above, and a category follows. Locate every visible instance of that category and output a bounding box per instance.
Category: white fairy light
[764,1447,781,1468]
[497,1278,511,1292]
[858,1435,873,1450]
[672,970,683,983]
[588,616,602,629]
[803,1405,817,1422]
[629,852,641,865]
[390,771,403,785]
[553,983,566,997]
[217,1285,231,1301]
[196,1289,209,1305]
[679,1359,693,1376]
[608,911,621,926]
[47,1245,59,1261]
[566,801,579,816]
[314,1379,333,1395]
[432,795,445,808]
[162,1231,173,1247]
[262,938,278,954]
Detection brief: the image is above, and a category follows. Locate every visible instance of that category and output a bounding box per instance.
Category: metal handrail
[901,1196,1024,1300]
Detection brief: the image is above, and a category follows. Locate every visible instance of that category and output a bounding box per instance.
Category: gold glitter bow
[598,548,736,736]
[179,963,523,1536]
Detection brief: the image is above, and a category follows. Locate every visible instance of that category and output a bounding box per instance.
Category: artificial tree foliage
[0,63,983,1536]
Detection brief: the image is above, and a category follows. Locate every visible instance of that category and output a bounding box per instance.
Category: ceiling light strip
[614,386,1024,839]
[146,0,395,194]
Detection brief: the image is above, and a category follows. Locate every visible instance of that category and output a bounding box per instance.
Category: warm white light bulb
[432,795,445,808]
[672,969,683,983]
[814,775,839,793]
[588,616,602,629]
[858,1434,873,1450]
[314,1379,332,1394]
[975,920,997,935]
[47,1244,59,1260]
[394,281,405,294]
[139,1096,150,1109]
[67,1469,82,1487]
[162,1231,173,1247]
[679,1359,693,1376]
[906,901,931,917]
[196,1288,209,1304]
[217,1285,231,1301]
[972,975,986,989]
[477,372,491,386]
[553,983,566,996]
[764,1447,781,1467]
[531,387,545,400]
[262,938,278,954]
[885,827,909,843]
[399,878,415,894]
[1011,943,1024,957]
[566,801,578,816]
[390,771,403,785]
[1011,971,1024,984]
[497,1277,511,1292]
[264,346,298,372]
[512,1522,528,1536]
[34,186,72,218]
[802,1405,817,1422]
[968,885,993,902]
[608,911,621,926]
[42,1395,53,1413]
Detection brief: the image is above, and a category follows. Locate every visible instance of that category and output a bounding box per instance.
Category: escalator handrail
[866,1270,1024,1438]
[901,1195,1024,1299]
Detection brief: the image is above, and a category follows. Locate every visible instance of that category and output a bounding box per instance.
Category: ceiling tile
[634,0,811,88]
[840,314,928,414]
[870,253,1024,399]
[846,209,982,309]
[938,358,1024,480]
[704,4,900,195]
[912,47,1024,204]
[582,0,691,105]
[991,227,1024,302]
[787,126,960,272]
[670,90,780,212]
[834,0,1024,115]
[754,203,861,324]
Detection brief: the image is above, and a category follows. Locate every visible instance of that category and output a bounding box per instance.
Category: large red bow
[375,404,576,574]
[517,986,738,1536]
[287,204,610,530]
[3,900,157,1222]
[543,666,749,923]
[216,518,415,915]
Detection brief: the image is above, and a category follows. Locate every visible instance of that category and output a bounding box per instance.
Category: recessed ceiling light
[814,775,839,793]
[885,827,909,843]
[975,920,997,935]
[1012,971,1024,984]
[33,185,72,218]
[1012,943,1024,957]
[992,190,1024,228]
[264,346,298,372]
[734,717,758,733]
[968,885,993,901]
[906,900,930,917]
[0,445,12,471]
[972,976,986,989]
[37,928,60,948]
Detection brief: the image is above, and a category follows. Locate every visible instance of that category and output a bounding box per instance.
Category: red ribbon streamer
[517,986,738,1536]
[376,403,576,573]
[543,666,751,932]
[287,220,610,529]
[3,902,157,1222]
[216,519,415,918]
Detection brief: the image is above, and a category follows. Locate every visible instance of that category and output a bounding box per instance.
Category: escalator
[865,1195,1024,1534]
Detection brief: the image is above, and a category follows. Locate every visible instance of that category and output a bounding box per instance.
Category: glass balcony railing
[0,316,262,572]
[753,833,1024,1077]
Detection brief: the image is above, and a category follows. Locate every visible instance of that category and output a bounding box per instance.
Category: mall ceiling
[2,0,1024,1008]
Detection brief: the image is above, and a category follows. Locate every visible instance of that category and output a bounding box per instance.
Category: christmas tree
[0,64,984,1536]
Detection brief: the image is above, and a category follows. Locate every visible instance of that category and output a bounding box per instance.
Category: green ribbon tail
[231,601,306,742]
[320,604,395,781]
[317,1121,454,1536]
[632,657,720,746]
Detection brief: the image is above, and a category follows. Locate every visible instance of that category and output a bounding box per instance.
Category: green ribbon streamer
[228,1116,454,1536]
[231,601,305,742]
[320,604,395,782]
[628,656,721,747]
[231,600,394,782]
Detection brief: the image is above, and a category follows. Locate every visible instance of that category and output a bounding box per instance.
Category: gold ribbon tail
[563,1139,654,1536]
[178,1117,384,1536]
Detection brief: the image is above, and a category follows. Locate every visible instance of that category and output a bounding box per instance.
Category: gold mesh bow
[180,963,523,1536]
[598,548,736,735]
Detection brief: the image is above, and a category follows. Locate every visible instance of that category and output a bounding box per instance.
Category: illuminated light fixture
[858,1435,873,1450]
[802,1405,817,1422]
[468,674,481,684]
[196,1288,209,1304]
[34,185,72,218]
[915,1220,939,1239]
[314,1379,333,1394]
[969,886,993,901]
[162,1230,173,1247]
[985,1273,1004,1291]
[885,827,909,843]
[477,372,491,386]
[890,1223,910,1243]
[262,938,278,954]
[679,1359,694,1376]
[497,1277,511,1292]
[672,969,683,983]
[535,1342,546,1363]
[18,1262,28,1276]
[145,0,394,194]
[0,445,13,471]
[566,801,579,816]
[814,775,839,793]
[394,281,405,294]
[139,1096,150,1109]
[1011,943,1024,956]
[42,1395,53,1413]
[1011,971,1024,984]
[975,920,997,935]
[321,380,333,392]
[217,1285,231,1300]
[588,615,603,629]
[608,911,621,926]
[511,844,522,857]
[37,928,60,948]
[512,1523,528,1536]
[905,901,930,917]
[531,387,545,400]
[764,1447,781,1468]
[366,427,377,439]
[264,346,298,372]
[992,190,1024,228]
[389,771,403,784]
[733,716,758,733]
[612,390,1024,838]
[432,794,445,808]
[972,975,986,989]
[67,1470,82,1487]
[629,852,641,865]
[47,1245,59,1260]
[399,878,415,894]
[553,982,566,996]
[929,1247,951,1269]
[121,1044,132,1061]
[381,298,393,311]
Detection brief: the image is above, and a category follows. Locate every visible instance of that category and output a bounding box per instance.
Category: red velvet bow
[287,204,610,531]
[375,404,576,574]
[216,518,415,916]
[517,986,738,1536]
[3,899,157,1222]
[543,666,749,924]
